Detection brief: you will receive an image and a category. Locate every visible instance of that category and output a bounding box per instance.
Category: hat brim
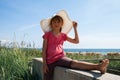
[40,10,73,34]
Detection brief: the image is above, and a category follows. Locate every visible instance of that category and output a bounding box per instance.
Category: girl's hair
[49,15,63,32]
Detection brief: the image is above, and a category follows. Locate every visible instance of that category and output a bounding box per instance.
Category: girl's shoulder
[60,32,67,36]
[44,31,52,35]
[43,31,52,39]
[60,32,67,40]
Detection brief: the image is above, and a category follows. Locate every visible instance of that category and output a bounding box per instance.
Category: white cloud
[0,39,11,46]
[18,24,40,31]
[0,39,9,43]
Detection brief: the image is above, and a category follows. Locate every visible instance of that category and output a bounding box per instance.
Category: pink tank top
[43,31,67,64]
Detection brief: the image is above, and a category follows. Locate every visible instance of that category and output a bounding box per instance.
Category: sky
[0,0,120,49]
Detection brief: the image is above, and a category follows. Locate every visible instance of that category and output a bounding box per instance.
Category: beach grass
[0,46,120,80]
[0,47,41,80]
[66,52,120,75]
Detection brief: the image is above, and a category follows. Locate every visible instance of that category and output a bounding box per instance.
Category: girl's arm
[42,39,49,73]
[67,21,79,44]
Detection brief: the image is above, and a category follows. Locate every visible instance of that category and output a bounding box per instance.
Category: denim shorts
[44,57,72,80]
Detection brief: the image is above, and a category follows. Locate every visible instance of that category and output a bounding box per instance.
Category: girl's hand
[43,63,49,74]
[73,21,77,28]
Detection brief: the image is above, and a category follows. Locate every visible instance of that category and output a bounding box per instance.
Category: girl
[42,15,109,80]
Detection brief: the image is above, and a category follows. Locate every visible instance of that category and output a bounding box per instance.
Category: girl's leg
[71,59,109,74]
[44,63,56,80]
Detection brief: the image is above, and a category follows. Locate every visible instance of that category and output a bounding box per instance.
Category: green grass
[66,52,120,75]
[0,47,41,80]
[0,47,120,80]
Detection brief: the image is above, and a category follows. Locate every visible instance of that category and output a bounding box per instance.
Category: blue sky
[0,0,120,48]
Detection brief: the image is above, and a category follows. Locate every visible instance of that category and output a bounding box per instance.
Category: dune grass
[66,52,120,75]
[0,46,120,80]
[0,47,41,80]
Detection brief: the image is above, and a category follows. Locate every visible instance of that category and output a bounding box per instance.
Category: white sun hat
[40,10,73,34]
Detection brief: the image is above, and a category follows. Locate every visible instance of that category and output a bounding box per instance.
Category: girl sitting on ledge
[40,10,109,80]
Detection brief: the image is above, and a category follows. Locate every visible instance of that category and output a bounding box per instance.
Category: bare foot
[99,59,109,74]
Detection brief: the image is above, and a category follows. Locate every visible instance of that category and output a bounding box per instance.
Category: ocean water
[64,49,120,54]
[39,48,120,54]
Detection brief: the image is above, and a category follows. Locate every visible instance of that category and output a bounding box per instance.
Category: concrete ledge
[32,58,43,80]
[32,58,120,80]
[54,67,120,80]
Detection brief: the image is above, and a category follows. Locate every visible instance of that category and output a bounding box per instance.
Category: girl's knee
[70,60,78,68]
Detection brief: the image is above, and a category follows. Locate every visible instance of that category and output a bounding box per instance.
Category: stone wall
[32,58,120,80]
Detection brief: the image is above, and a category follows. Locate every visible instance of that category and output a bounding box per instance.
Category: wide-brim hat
[40,10,73,34]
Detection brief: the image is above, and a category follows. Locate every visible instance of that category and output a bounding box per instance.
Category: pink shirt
[43,31,67,64]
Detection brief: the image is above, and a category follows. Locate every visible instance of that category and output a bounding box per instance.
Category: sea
[39,48,120,55]
[64,49,120,53]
